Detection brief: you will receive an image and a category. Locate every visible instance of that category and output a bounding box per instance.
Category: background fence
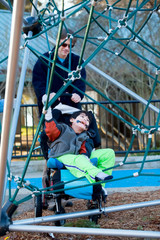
[11,100,160,159]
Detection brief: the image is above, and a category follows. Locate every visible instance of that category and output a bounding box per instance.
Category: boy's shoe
[95,175,113,182]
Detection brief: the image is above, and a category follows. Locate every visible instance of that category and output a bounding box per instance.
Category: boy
[44,107,115,186]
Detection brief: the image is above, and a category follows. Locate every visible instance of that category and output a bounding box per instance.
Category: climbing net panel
[0,0,160,238]
[16,0,160,190]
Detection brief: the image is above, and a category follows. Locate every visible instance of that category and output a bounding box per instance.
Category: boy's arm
[44,107,61,142]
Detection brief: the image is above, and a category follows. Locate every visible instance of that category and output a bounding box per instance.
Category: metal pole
[9,224,160,238]
[0,0,25,217]
[13,199,160,225]
[87,63,160,114]
[2,0,38,205]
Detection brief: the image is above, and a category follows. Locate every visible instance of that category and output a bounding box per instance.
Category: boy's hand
[42,94,47,105]
[43,107,52,121]
[42,92,60,105]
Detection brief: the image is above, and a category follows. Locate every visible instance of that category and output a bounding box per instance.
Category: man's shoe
[101,187,108,203]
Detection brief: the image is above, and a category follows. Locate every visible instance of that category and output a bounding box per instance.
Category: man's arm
[32,60,48,100]
[32,52,51,114]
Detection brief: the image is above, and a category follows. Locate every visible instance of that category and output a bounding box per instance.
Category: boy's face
[70,113,90,134]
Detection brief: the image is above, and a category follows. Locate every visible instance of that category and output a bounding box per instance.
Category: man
[32,28,86,117]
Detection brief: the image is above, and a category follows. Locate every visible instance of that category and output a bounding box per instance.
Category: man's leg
[42,160,50,209]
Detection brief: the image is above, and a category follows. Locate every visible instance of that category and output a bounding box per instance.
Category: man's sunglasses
[61,43,74,48]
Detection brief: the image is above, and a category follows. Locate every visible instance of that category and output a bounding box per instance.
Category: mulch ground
[1,190,160,240]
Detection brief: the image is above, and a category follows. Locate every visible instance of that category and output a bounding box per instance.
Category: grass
[64,219,100,228]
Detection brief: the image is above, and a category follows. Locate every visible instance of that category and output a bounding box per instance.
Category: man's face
[70,113,90,134]
[58,38,74,59]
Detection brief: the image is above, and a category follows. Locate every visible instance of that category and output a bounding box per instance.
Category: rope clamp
[42,107,47,115]
[14,176,20,182]
[118,18,127,28]
[132,128,137,135]
[91,0,97,7]
[8,173,13,181]
[67,69,81,81]
[134,38,139,43]
[132,125,140,135]
[69,34,73,39]
[109,6,113,10]
[76,65,82,72]
[148,133,152,139]
[133,172,139,177]
[8,177,12,181]
[149,128,156,134]
[60,13,66,21]
[141,128,149,134]
[32,190,41,197]
[119,162,124,166]
[156,68,160,75]
[25,180,31,186]
[20,40,28,50]
[97,36,105,41]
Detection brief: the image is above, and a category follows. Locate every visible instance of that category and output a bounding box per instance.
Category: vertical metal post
[2,0,38,205]
[0,0,25,217]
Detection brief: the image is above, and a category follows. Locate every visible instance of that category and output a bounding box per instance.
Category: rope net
[1,0,160,215]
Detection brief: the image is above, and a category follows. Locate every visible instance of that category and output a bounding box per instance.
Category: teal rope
[78,0,96,67]
[136,40,160,59]
[84,6,109,36]
[42,17,64,111]
[80,27,119,68]
[125,0,151,21]
[80,37,159,83]
[124,0,133,17]
[113,37,159,69]
[127,25,160,56]
[68,76,150,129]
[138,136,152,173]
[122,133,137,164]
[0,56,8,64]
[5,0,160,206]
[139,75,158,122]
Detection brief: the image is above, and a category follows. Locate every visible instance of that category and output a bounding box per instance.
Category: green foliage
[64,219,100,228]
[137,225,143,230]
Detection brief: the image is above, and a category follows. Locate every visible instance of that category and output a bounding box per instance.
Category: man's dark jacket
[32,50,86,116]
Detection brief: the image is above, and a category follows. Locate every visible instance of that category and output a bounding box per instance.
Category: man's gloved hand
[71,93,81,103]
